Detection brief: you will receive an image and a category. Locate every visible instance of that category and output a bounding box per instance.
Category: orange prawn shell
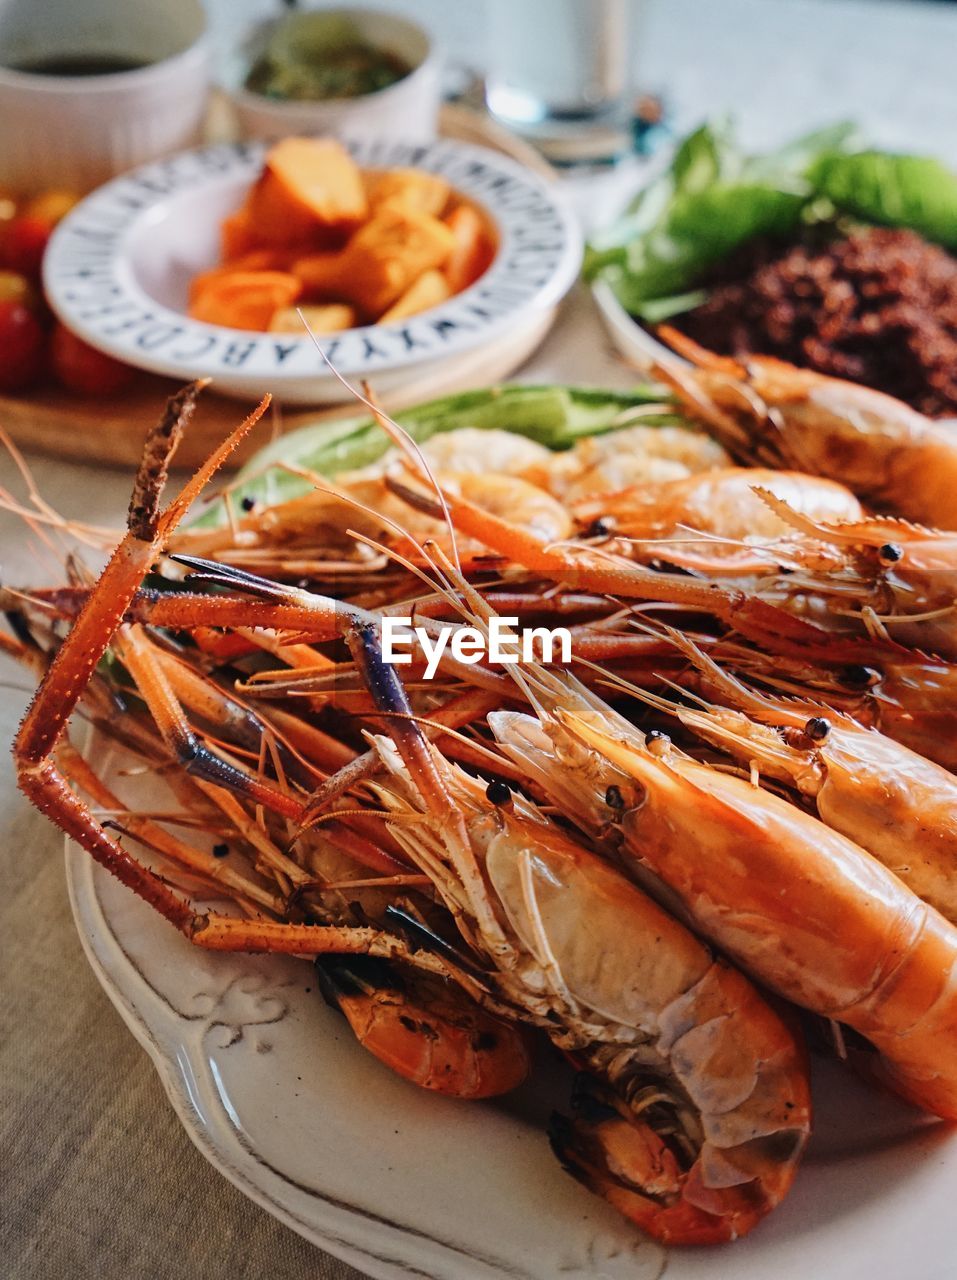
[653,330,957,528]
[575,723,957,1119]
[333,977,531,1099]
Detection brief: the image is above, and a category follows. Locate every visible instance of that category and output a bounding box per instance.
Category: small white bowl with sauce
[223,8,442,145]
[0,0,210,194]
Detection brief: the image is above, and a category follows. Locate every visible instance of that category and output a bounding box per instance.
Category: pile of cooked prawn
[7,332,957,1247]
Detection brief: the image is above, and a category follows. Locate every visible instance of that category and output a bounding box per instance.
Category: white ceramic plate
[43,138,582,404]
[592,278,677,374]
[66,736,956,1280]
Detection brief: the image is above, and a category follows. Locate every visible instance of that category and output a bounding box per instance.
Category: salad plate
[587,119,957,418]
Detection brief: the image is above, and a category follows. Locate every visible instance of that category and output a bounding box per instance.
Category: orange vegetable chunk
[291,251,349,297]
[245,171,326,247]
[264,137,367,231]
[190,270,301,331]
[443,205,496,292]
[379,269,452,322]
[342,209,456,314]
[221,208,258,260]
[189,250,297,305]
[365,169,450,217]
[291,210,455,315]
[269,303,357,334]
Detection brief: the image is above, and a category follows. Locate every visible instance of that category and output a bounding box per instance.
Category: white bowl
[592,277,677,372]
[223,8,441,145]
[0,0,210,194]
[43,137,583,405]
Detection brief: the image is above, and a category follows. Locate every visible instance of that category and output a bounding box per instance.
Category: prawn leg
[11,391,418,959]
[115,624,304,819]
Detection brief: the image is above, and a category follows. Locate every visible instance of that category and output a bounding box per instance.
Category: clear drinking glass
[485,0,643,165]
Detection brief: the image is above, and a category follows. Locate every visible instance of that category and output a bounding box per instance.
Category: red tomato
[22,190,79,228]
[0,300,46,391]
[0,194,16,262]
[50,324,136,397]
[0,270,34,308]
[2,215,51,280]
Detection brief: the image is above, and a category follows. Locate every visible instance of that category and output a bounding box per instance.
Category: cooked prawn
[631,627,957,926]
[572,468,862,574]
[488,665,957,1120]
[173,470,571,566]
[362,717,810,1244]
[648,327,957,529]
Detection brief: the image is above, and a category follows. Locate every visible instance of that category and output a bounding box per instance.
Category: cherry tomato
[2,215,51,280]
[0,193,16,259]
[0,300,46,391]
[0,270,35,308]
[22,190,79,228]
[50,324,136,397]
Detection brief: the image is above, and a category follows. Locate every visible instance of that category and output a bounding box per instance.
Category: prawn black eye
[586,516,615,538]
[840,664,881,690]
[805,716,831,742]
[486,780,512,806]
[240,495,257,512]
[605,784,625,810]
[879,542,903,564]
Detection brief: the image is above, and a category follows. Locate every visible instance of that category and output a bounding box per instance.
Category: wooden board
[0,105,556,471]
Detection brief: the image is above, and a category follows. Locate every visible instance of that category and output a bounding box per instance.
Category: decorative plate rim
[65,846,429,1280]
[43,137,582,388]
[590,278,675,367]
[60,677,955,1280]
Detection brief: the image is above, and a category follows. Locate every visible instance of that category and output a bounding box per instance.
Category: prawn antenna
[295,309,462,572]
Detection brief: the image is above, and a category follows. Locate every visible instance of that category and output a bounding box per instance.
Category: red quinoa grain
[674,228,957,417]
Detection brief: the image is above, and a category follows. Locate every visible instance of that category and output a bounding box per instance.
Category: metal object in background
[485,0,644,165]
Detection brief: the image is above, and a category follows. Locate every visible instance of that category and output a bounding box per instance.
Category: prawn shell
[813,726,957,926]
[482,815,810,1230]
[319,959,532,1099]
[575,726,957,1118]
[483,820,711,1027]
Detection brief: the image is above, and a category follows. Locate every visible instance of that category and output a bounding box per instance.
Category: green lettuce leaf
[810,150,957,250]
[585,120,857,315]
[195,384,677,523]
[602,183,808,315]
